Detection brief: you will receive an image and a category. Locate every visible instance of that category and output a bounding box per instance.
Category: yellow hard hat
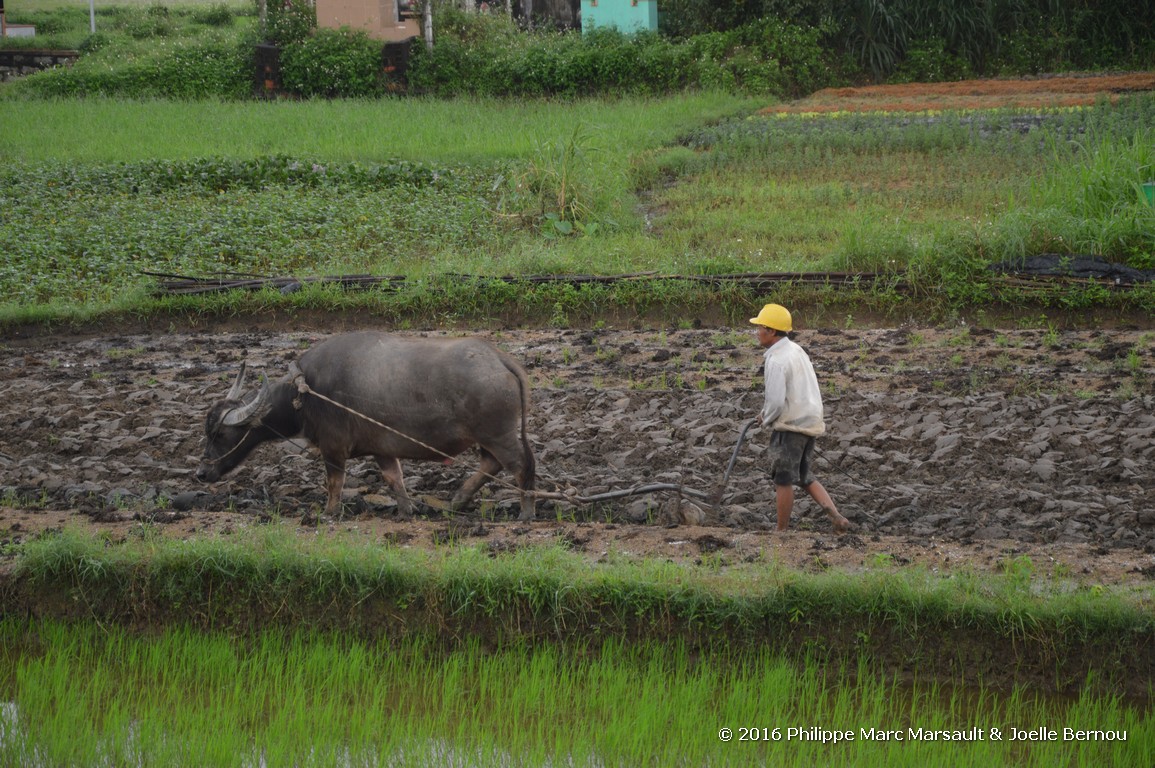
[749,303,793,332]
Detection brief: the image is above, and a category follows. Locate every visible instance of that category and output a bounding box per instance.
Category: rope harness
[284,365,715,507]
[204,364,720,512]
[287,364,527,499]
[201,427,255,468]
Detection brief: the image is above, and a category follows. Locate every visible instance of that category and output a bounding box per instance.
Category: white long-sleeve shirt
[760,337,826,436]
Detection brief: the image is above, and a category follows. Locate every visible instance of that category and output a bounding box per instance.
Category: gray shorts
[770,430,816,487]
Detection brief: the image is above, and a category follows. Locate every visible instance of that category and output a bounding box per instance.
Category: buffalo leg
[492,441,535,522]
[455,447,536,522]
[452,451,503,513]
[317,457,347,524]
[513,458,536,522]
[376,456,414,519]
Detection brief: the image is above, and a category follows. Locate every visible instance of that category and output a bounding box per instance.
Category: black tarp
[992,255,1155,284]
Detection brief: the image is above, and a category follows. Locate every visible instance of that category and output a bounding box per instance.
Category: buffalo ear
[226,362,248,401]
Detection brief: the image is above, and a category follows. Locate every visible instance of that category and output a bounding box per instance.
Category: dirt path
[2,320,1152,586]
[761,71,1155,113]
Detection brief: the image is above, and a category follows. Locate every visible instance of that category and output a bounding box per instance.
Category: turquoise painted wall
[580,0,657,33]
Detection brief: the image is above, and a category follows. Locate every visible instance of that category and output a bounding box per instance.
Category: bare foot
[825,507,851,534]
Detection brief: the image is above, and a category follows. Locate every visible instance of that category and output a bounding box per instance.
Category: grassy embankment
[1,526,1152,765]
[2,92,1153,331]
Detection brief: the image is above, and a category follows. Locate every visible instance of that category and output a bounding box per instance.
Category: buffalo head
[196,363,276,483]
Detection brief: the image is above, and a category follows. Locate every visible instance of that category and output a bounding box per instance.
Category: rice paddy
[1,618,1150,767]
[2,527,1152,766]
[1,13,1152,762]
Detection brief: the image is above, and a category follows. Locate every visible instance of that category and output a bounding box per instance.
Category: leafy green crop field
[1,92,1152,328]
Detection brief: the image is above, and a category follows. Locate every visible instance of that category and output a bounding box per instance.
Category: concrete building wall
[315,0,419,42]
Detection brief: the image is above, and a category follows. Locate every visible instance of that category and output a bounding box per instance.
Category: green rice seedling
[1124,347,1143,373]
[945,328,973,347]
[11,526,1155,708]
[3,618,1151,767]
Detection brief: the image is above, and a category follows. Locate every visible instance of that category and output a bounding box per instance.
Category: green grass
[2,619,1150,767]
[0,95,758,164]
[669,105,1155,277]
[653,148,1019,269]
[2,66,1154,325]
[8,525,1155,687]
[2,526,1153,766]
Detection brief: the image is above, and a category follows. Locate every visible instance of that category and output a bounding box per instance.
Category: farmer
[750,303,850,534]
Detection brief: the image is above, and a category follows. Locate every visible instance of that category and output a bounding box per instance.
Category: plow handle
[714,417,759,508]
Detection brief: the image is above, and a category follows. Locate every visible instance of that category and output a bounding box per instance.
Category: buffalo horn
[222,374,271,426]
[226,361,248,401]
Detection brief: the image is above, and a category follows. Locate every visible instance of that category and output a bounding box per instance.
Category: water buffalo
[196,331,536,521]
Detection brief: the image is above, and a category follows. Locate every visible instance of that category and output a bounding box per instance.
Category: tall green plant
[908,0,998,72]
[846,0,909,79]
[1020,128,1155,267]
[505,123,602,235]
[686,16,834,96]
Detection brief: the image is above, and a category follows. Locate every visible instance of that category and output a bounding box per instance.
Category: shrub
[27,9,75,35]
[280,28,385,98]
[685,17,833,96]
[150,35,254,99]
[119,9,175,41]
[407,37,474,95]
[78,33,113,54]
[11,33,252,99]
[635,34,694,92]
[265,0,315,46]
[992,22,1074,75]
[194,3,236,28]
[890,36,973,83]
[408,11,831,98]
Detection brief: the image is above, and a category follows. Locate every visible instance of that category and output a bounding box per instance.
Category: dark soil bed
[2,319,1152,586]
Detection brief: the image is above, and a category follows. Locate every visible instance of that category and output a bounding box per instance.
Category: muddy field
[1,319,1153,585]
